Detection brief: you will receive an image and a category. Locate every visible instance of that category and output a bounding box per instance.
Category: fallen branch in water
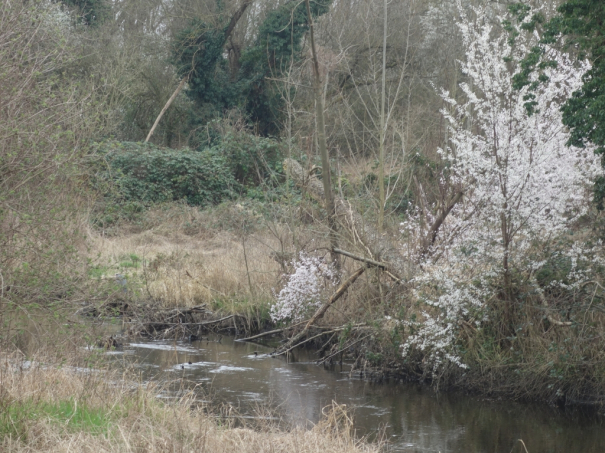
[237,322,350,343]
[317,335,371,365]
[273,323,368,357]
[236,319,310,342]
[273,328,343,357]
[275,266,365,354]
[137,314,237,327]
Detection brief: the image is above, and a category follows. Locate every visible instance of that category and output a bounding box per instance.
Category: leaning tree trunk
[284,158,416,281]
[305,0,339,265]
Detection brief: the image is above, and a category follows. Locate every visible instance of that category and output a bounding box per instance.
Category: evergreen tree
[508,1,605,207]
[61,0,108,26]
[172,0,332,138]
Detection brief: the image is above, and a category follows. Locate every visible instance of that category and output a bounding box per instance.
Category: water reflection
[112,336,605,452]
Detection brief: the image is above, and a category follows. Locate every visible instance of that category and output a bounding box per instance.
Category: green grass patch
[88,263,112,279]
[0,398,113,440]
[118,253,141,269]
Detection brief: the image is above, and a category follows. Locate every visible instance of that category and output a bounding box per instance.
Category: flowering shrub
[271,253,336,323]
[400,2,604,374]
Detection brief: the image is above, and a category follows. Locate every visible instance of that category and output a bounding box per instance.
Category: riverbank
[80,201,605,410]
[0,350,377,452]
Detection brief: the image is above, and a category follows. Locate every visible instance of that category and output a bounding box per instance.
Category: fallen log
[236,318,311,342]
[273,323,368,357]
[274,328,342,357]
[139,314,236,327]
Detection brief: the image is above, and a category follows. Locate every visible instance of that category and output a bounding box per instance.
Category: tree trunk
[145,76,188,143]
[284,158,416,280]
[305,0,339,266]
[378,0,388,232]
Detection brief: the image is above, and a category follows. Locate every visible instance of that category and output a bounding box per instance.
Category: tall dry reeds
[0,352,378,453]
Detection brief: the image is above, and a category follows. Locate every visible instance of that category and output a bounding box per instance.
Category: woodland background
[2,0,605,407]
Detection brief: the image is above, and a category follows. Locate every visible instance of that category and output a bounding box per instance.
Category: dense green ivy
[207,128,285,186]
[172,0,332,136]
[59,0,108,26]
[507,1,605,208]
[96,141,237,207]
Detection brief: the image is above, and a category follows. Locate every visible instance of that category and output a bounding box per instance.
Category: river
[107,334,605,452]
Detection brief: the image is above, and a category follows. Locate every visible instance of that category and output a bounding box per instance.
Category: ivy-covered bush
[171,0,332,136]
[203,116,285,186]
[96,141,237,207]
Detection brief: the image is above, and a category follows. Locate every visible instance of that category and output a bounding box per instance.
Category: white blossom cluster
[403,267,495,373]
[270,253,336,323]
[400,2,604,374]
[40,0,73,32]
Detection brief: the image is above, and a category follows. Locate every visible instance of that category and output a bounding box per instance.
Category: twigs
[531,277,572,327]
[237,319,309,342]
[273,328,341,357]
[275,266,365,355]
[317,335,370,365]
[332,248,387,269]
[273,323,368,357]
[332,247,405,290]
[141,314,236,327]
[510,439,530,453]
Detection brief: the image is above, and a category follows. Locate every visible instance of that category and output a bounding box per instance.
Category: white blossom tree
[271,253,336,323]
[401,2,603,373]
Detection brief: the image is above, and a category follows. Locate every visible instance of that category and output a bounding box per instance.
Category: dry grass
[0,354,379,453]
[86,202,403,332]
[91,230,278,308]
[88,203,289,312]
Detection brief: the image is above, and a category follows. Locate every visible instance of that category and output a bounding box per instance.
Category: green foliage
[95,141,237,208]
[119,254,141,269]
[60,0,109,26]
[507,1,605,207]
[535,255,573,288]
[0,398,112,440]
[206,122,285,186]
[239,0,332,134]
[171,0,332,136]
[172,19,241,123]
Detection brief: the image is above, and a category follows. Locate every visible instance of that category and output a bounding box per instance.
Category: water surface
[111,335,605,452]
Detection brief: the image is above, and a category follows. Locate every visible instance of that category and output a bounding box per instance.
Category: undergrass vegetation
[0,398,113,440]
[0,349,377,452]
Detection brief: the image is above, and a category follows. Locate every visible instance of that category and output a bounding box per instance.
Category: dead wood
[317,335,370,365]
[145,0,253,144]
[274,328,341,356]
[532,278,572,327]
[237,318,310,342]
[275,266,365,354]
[332,248,387,269]
[145,76,188,143]
[273,323,368,357]
[139,314,236,327]
[284,158,415,280]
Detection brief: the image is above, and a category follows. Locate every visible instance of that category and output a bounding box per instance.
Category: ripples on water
[108,336,605,453]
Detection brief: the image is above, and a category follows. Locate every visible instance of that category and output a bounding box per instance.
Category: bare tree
[305,0,339,264]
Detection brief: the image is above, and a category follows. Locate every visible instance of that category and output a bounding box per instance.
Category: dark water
[105,335,605,452]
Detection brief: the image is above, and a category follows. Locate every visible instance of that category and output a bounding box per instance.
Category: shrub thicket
[96,141,238,207]
[0,1,106,304]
